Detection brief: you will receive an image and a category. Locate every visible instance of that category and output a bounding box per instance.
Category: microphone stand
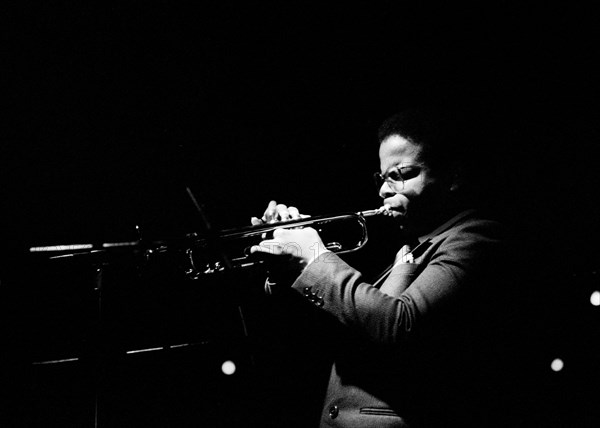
[184,185,252,356]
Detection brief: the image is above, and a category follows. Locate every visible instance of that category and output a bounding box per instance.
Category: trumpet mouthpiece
[359,205,392,217]
[378,204,391,214]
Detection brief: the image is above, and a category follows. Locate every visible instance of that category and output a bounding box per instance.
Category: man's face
[378,135,450,235]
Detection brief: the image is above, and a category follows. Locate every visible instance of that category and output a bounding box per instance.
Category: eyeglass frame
[374,164,424,191]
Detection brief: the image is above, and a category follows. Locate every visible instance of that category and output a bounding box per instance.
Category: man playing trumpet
[250,107,512,428]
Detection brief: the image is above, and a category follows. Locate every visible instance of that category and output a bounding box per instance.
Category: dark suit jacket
[291,210,509,427]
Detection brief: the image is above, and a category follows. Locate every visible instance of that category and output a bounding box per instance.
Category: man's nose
[379,181,396,199]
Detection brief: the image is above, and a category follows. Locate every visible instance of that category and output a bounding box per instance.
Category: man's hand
[250,200,309,225]
[250,227,329,267]
[248,201,324,283]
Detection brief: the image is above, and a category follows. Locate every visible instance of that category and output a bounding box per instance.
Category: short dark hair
[377,106,468,174]
[379,105,496,207]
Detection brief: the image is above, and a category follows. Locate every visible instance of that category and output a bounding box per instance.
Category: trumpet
[28,205,392,277]
[184,205,392,276]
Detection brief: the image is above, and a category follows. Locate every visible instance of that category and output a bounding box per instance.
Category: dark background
[2,2,600,427]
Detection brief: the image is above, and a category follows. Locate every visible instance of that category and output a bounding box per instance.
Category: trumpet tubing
[185,205,392,275]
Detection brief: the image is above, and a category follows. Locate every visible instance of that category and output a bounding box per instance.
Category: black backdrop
[2,2,600,427]
[5,2,599,244]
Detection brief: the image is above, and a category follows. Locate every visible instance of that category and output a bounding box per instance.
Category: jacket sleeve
[290,218,504,345]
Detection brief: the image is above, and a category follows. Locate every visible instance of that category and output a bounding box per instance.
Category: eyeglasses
[374,164,422,191]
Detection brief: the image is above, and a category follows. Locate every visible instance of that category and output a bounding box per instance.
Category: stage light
[591,290,600,306]
[221,360,236,375]
[550,358,564,372]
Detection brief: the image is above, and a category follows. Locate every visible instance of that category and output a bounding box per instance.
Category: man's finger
[276,204,290,221]
[263,200,278,223]
[288,206,301,220]
[250,241,284,255]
